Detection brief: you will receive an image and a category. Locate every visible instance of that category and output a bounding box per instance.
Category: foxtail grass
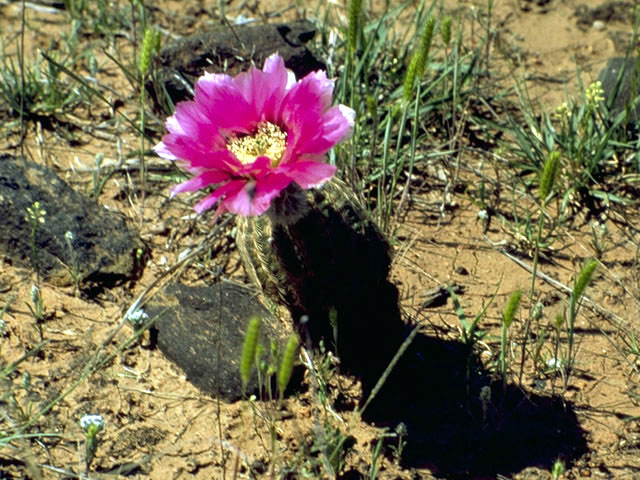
[278,334,299,400]
[240,316,261,394]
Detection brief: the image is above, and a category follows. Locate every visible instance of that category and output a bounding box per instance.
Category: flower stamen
[228,121,288,166]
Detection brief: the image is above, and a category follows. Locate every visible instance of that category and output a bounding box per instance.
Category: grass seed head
[278,334,299,399]
[573,259,598,301]
[539,151,561,204]
[502,289,522,329]
[241,316,261,391]
[403,17,435,103]
[440,16,452,48]
[347,0,363,53]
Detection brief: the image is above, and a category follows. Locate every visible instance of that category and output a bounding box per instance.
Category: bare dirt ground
[1,0,640,479]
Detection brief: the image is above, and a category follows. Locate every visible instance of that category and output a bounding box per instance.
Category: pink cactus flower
[154,53,355,217]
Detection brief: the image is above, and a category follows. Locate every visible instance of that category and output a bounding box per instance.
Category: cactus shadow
[360,333,588,478]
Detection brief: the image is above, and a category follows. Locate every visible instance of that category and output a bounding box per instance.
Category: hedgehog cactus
[236,177,406,389]
[155,53,407,392]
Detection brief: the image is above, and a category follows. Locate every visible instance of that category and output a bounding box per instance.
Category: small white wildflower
[80,414,104,432]
[0,319,6,333]
[127,308,149,328]
[547,357,563,369]
[30,284,40,304]
[477,209,489,221]
[64,231,74,243]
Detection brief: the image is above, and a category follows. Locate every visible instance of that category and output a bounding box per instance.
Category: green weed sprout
[518,151,559,385]
[565,259,597,386]
[26,284,45,341]
[80,414,105,470]
[589,219,609,259]
[551,458,566,479]
[449,285,494,347]
[64,230,82,294]
[25,201,46,282]
[500,289,522,382]
[548,313,566,390]
[391,422,408,464]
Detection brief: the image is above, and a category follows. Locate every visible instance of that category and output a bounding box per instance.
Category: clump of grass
[327,0,489,233]
[0,40,88,125]
[63,0,142,38]
[504,72,639,221]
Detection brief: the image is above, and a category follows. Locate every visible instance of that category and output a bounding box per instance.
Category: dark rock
[148,19,326,111]
[598,56,640,124]
[147,282,289,401]
[0,154,146,288]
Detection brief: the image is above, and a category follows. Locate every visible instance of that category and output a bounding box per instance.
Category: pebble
[149,222,168,235]
[455,266,469,275]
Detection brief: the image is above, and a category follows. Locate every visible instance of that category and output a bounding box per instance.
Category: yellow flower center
[227,121,288,166]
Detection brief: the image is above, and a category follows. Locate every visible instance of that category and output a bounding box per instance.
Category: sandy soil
[1,0,640,479]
